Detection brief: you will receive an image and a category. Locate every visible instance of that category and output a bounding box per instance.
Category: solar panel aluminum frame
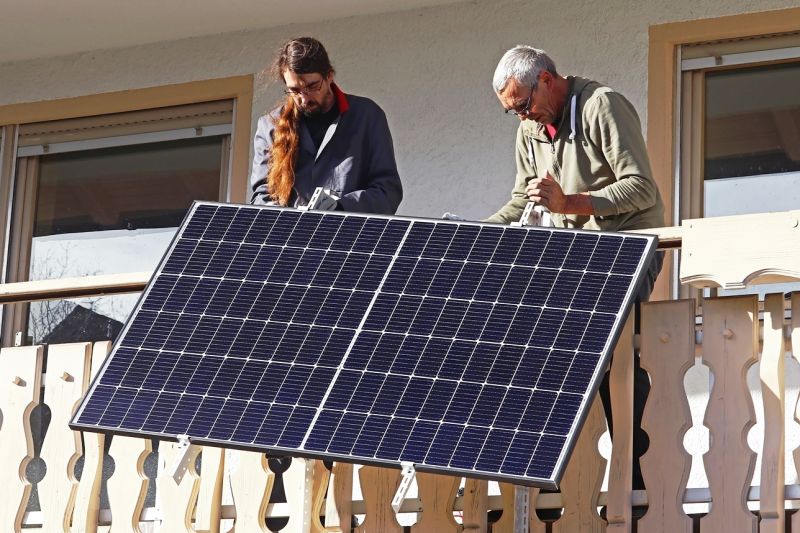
[70,201,658,489]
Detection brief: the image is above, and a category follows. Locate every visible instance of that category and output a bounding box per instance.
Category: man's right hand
[525,173,595,216]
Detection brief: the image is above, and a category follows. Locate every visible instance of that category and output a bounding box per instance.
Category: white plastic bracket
[513,485,530,532]
[168,434,199,484]
[391,461,416,513]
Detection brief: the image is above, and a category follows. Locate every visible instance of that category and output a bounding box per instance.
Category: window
[647,8,800,300]
[26,137,225,344]
[702,63,800,217]
[0,77,253,346]
[677,33,800,297]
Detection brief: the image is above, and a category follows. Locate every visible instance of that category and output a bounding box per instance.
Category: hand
[525,173,568,213]
[442,212,465,221]
[315,188,340,211]
[316,195,339,211]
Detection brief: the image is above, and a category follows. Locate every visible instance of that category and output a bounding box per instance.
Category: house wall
[0,0,796,219]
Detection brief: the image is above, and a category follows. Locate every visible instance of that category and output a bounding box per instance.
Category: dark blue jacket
[249,86,403,214]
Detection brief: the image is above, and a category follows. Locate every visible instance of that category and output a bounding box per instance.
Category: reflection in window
[27,137,223,344]
[705,62,800,181]
[702,60,800,297]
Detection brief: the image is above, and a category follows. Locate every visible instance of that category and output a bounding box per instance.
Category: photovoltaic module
[71,202,656,488]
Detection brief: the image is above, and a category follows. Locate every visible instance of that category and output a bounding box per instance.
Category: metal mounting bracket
[391,461,416,513]
[511,201,551,227]
[301,186,326,211]
[168,434,199,484]
[511,201,536,227]
[513,485,531,532]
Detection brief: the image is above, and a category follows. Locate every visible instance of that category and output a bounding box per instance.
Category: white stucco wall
[0,0,797,220]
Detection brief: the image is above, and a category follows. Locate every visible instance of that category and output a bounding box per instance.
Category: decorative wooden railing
[0,210,799,532]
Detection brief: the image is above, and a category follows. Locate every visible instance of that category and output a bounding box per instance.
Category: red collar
[332,82,349,113]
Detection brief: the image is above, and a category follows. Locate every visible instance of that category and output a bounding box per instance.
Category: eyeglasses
[284,79,325,98]
[504,85,535,116]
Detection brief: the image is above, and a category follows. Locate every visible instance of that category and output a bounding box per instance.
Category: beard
[299,91,334,117]
[300,104,324,117]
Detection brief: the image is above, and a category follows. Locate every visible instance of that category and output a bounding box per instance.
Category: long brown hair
[267,37,334,205]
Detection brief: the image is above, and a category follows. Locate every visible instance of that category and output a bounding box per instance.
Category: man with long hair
[249,37,402,213]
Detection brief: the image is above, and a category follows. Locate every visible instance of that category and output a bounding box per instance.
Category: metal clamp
[391,461,416,513]
[511,202,536,227]
[513,485,531,532]
[301,186,340,211]
[168,434,199,484]
[511,201,552,227]
[301,186,326,211]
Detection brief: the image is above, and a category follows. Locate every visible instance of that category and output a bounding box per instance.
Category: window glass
[703,61,800,297]
[27,137,223,344]
[704,61,800,182]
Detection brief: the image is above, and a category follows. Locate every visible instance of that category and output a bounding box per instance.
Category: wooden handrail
[0,271,151,304]
[628,224,682,249]
[0,226,683,306]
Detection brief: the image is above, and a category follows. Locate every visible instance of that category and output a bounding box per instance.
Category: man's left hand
[525,173,567,213]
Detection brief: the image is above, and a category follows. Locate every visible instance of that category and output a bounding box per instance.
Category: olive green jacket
[487,77,664,231]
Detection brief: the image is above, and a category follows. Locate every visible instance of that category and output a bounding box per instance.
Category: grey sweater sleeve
[585,93,659,216]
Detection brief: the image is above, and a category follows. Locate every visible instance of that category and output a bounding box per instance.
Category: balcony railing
[0,210,798,532]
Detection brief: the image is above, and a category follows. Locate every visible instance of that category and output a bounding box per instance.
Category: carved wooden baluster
[354,466,402,533]
[0,345,43,532]
[323,462,353,532]
[195,446,225,533]
[282,457,316,533]
[71,341,112,533]
[156,440,201,532]
[409,472,460,533]
[227,450,273,532]
[39,342,92,533]
[106,435,151,533]
[759,293,786,533]
[638,300,694,533]
[606,314,634,532]
[528,487,546,533]
[791,293,800,533]
[551,397,606,533]
[461,478,487,532]
[311,459,332,533]
[490,483,515,533]
[700,295,758,533]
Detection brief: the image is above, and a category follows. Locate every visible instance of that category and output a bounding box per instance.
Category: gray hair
[492,46,558,93]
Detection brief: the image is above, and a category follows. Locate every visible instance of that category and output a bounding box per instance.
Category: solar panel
[70,201,656,488]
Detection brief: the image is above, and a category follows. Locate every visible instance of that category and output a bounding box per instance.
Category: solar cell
[71,201,656,488]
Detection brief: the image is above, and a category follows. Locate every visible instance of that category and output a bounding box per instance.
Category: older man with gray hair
[488,45,664,232]
[487,45,665,492]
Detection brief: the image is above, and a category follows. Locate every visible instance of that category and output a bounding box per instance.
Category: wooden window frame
[647,6,800,300]
[0,75,253,202]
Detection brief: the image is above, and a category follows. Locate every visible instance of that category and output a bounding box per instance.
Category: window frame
[648,7,800,300]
